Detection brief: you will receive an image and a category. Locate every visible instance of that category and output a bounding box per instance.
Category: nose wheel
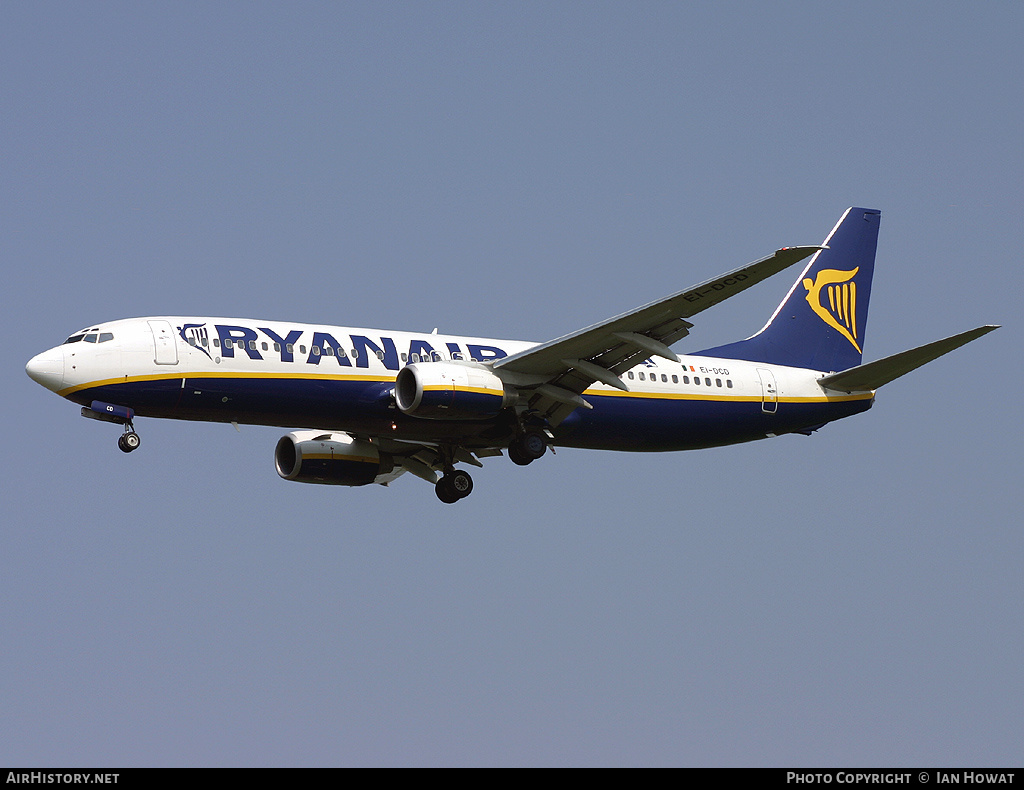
[117,429,141,453]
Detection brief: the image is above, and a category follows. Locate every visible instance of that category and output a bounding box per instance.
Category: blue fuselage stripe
[67,374,872,451]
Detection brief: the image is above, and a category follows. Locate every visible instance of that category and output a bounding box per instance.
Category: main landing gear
[507,428,547,466]
[433,445,475,504]
[431,427,550,504]
[435,469,474,504]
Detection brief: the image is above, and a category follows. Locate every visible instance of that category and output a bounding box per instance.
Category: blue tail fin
[699,207,881,371]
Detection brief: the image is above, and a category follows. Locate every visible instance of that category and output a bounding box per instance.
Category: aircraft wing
[367,436,504,483]
[493,245,821,424]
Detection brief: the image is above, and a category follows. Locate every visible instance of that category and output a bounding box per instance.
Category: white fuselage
[27,316,873,453]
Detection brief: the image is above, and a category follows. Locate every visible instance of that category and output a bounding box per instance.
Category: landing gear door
[756,368,777,413]
[148,320,179,365]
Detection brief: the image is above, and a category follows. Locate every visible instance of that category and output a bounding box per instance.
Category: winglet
[818,325,999,393]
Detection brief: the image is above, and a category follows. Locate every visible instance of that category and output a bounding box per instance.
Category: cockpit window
[64,330,114,344]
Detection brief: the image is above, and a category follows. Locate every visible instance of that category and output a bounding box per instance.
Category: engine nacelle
[275,431,398,486]
[394,362,515,420]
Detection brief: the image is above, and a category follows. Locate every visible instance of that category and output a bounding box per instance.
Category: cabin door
[756,368,777,413]
[148,320,179,365]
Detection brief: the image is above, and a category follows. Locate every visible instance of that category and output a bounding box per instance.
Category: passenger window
[249,340,257,351]
[401,353,408,362]
[187,337,197,346]
[376,350,385,360]
[638,372,645,381]
[661,374,668,382]
[202,337,209,346]
[312,346,321,356]
[411,354,420,363]
[705,378,711,386]
[299,345,306,354]
[683,375,689,384]
[213,339,221,348]
[694,377,700,385]
[285,343,292,353]
[716,378,722,387]
[627,371,634,380]
[224,339,233,349]
[261,342,268,351]
[274,343,281,352]
[324,346,334,356]
[672,375,678,383]
[727,380,733,388]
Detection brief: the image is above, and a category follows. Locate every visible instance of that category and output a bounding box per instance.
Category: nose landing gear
[81,401,141,454]
[117,429,141,453]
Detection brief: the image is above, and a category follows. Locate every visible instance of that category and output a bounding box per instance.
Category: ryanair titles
[179,323,508,370]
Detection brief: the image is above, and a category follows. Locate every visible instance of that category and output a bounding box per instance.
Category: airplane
[26,207,998,503]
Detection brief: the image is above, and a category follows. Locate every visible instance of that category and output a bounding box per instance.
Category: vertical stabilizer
[699,207,881,372]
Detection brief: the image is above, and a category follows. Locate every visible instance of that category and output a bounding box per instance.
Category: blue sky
[2,2,1021,766]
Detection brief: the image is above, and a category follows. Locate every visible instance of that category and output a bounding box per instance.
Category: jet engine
[394,362,515,420]
[275,431,399,486]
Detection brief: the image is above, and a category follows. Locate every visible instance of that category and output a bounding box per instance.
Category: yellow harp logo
[802,267,861,353]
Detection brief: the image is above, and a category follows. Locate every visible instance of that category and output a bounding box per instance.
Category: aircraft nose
[26,346,65,393]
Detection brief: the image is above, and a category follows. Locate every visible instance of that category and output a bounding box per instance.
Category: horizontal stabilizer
[818,325,999,393]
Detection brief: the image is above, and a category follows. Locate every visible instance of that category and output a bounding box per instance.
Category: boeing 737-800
[26,208,997,503]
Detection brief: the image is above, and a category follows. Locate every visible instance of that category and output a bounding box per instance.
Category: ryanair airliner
[26,208,997,503]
